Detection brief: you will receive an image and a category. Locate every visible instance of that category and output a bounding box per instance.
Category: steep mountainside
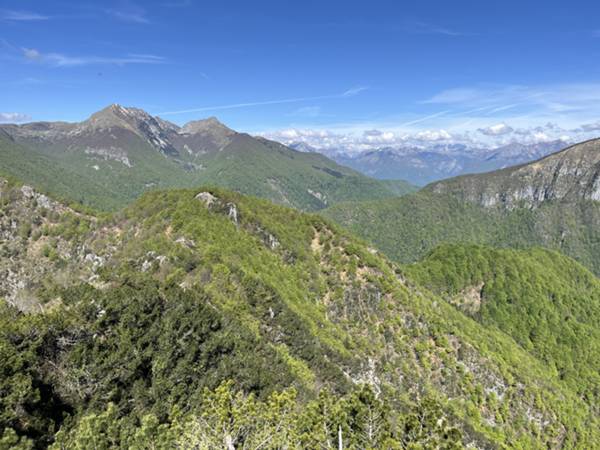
[0,105,411,211]
[406,244,600,407]
[323,139,600,275]
[1,178,599,448]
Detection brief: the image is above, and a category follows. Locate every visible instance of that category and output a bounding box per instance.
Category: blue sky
[2,0,600,149]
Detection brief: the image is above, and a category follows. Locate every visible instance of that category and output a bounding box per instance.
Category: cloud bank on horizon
[259,82,600,152]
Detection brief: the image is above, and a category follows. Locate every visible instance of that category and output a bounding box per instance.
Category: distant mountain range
[290,140,568,185]
[0,105,413,210]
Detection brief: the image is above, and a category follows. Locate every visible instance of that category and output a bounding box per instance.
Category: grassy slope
[1,180,599,448]
[194,135,415,209]
[0,132,412,212]
[0,134,125,210]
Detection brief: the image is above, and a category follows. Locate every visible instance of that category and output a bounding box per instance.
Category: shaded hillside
[1,179,598,448]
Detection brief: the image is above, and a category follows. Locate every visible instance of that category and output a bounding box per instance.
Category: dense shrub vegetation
[406,244,600,408]
[1,181,599,448]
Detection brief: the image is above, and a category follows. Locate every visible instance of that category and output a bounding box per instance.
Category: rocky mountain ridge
[0,104,235,160]
[429,138,600,209]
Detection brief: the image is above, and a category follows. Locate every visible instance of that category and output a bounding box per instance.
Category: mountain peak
[86,104,149,128]
[81,104,179,156]
[180,116,233,135]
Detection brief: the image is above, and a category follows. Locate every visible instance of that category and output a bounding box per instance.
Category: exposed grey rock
[175,237,196,248]
[226,202,238,225]
[195,191,218,207]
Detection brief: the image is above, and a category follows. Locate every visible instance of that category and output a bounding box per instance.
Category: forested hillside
[406,244,600,409]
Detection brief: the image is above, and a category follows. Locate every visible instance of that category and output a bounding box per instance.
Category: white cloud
[106,2,149,24]
[343,86,369,97]
[23,48,42,60]
[262,127,459,153]
[530,132,552,142]
[415,129,452,141]
[580,121,600,132]
[22,48,165,67]
[0,112,31,123]
[259,116,600,154]
[1,10,49,21]
[362,129,396,144]
[478,123,514,136]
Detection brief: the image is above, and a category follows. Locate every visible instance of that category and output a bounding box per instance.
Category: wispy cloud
[424,84,600,108]
[422,83,600,126]
[288,106,322,118]
[22,47,165,67]
[0,9,49,21]
[398,110,451,127]
[159,87,368,115]
[580,121,600,132]
[106,2,149,24]
[403,20,467,37]
[343,86,369,97]
[0,112,31,123]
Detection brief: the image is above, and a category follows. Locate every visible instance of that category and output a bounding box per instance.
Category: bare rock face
[195,191,218,207]
[429,138,600,209]
[195,191,238,225]
[226,202,238,225]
